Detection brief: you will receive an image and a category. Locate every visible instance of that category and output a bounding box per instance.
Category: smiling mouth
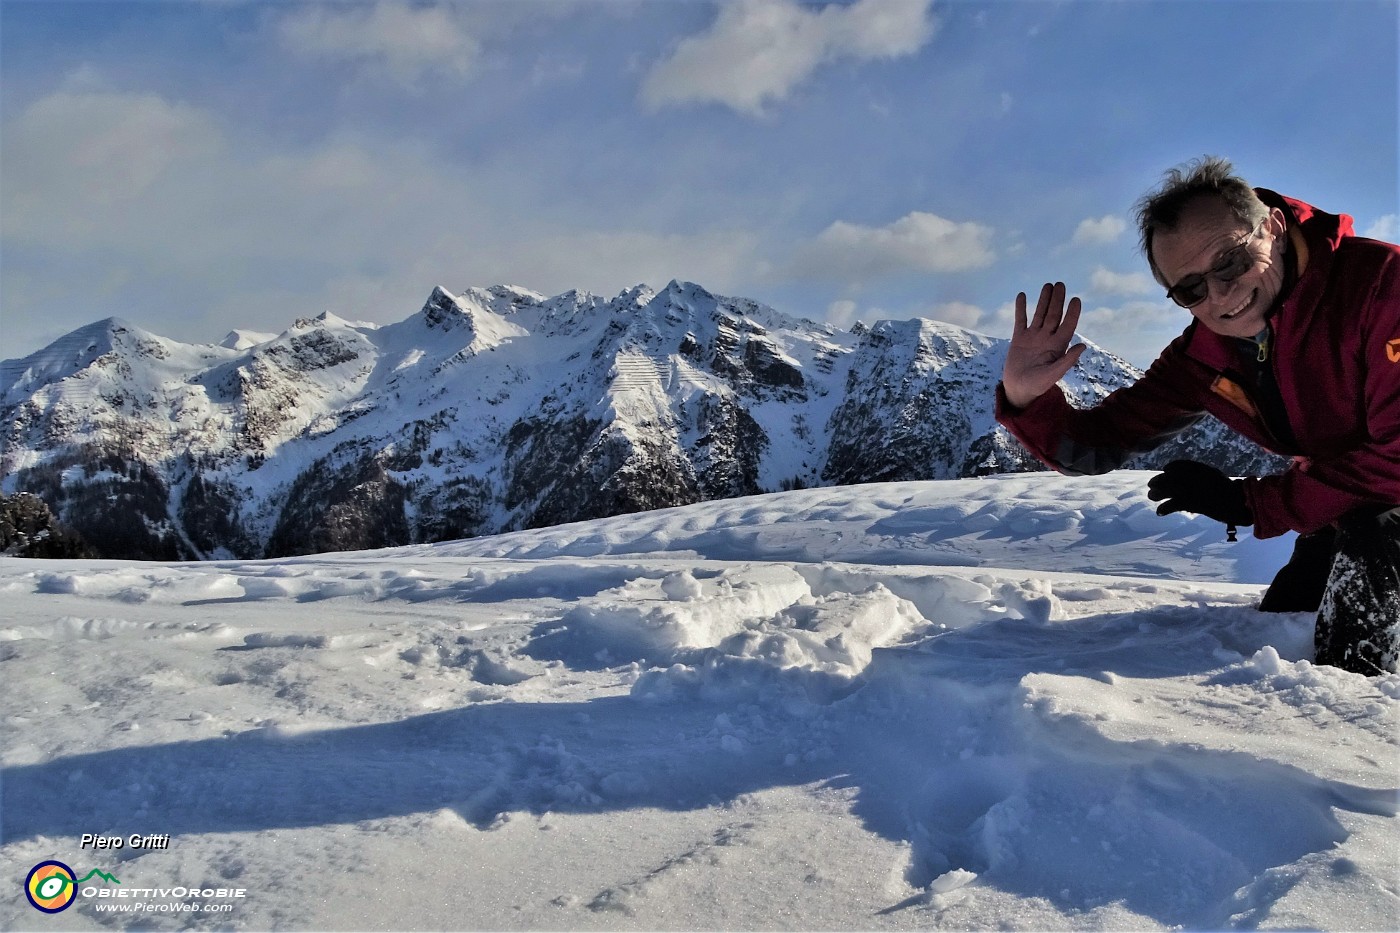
[1220,289,1256,321]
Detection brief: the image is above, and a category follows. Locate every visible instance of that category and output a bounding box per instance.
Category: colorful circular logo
[26,861,77,913]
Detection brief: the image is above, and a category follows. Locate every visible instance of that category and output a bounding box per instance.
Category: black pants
[1259,526,1337,613]
[1312,507,1400,675]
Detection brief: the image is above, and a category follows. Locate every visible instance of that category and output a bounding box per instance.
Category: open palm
[1002,282,1087,409]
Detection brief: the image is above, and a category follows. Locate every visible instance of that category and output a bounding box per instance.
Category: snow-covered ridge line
[1,281,1285,561]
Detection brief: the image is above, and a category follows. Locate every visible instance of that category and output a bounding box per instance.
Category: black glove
[1147,460,1253,526]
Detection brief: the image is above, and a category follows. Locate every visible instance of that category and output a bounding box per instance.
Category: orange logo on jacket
[1389,338,1400,363]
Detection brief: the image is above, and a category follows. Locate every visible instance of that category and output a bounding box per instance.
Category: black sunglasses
[1164,222,1264,309]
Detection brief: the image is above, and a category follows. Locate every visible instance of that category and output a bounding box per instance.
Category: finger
[1056,295,1082,338]
[1147,471,1182,496]
[1013,291,1027,336]
[1051,282,1068,327]
[1155,500,1187,517]
[1043,341,1087,383]
[1030,282,1055,330]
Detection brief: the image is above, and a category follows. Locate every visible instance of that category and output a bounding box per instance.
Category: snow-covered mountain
[1,282,1283,559]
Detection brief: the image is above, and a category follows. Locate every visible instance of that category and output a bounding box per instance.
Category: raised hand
[1001,282,1087,410]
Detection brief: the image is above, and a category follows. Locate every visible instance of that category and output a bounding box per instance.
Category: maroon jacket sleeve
[1244,241,1400,537]
[994,337,1208,476]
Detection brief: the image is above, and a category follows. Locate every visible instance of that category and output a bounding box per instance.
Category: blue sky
[2,0,1396,367]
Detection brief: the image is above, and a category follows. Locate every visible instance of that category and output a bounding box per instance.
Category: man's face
[1151,195,1287,339]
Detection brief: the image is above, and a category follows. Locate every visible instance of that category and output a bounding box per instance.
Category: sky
[1,0,1396,369]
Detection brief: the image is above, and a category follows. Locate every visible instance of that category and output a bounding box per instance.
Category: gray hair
[1134,156,1270,284]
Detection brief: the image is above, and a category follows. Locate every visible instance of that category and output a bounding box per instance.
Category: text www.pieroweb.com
[92,901,235,914]
[83,885,245,914]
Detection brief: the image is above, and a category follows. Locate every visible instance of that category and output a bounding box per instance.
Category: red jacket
[997,190,1400,538]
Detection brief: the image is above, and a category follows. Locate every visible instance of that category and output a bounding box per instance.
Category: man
[995,157,1399,675]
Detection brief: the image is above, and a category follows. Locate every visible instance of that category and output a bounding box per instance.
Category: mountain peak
[420,286,471,331]
[219,329,278,351]
[4,316,135,380]
[416,286,531,355]
[615,284,656,309]
[456,285,547,318]
[661,280,715,300]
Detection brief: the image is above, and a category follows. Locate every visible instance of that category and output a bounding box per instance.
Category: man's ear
[1266,206,1288,237]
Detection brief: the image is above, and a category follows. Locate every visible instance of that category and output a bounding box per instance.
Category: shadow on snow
[3,607,1393,929]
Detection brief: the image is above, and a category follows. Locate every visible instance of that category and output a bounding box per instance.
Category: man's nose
[1204,273,1242,306]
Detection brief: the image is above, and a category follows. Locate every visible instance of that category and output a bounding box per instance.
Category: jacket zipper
[1234,324,1299,453]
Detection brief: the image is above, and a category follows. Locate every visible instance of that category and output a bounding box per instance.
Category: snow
[218,330,279,352]
[2,473,1396,931]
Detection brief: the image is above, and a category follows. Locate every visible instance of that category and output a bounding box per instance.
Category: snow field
[431,472,1296,585]
[1,475,1396,930]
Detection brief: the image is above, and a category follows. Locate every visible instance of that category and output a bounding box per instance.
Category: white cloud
[3,86,415,267]
[2,85,485,344]
[641,0,938,116]
[529,54,587,88]
[825,299,861,329]
[1071,214,1127,246]
[982,299,1018,336]
[471,228,766,300]
[1363,214,1398,242]
[926,300,984,329]
[789,211,995,281]
[1078,300,1188,369]
[200,223,767,345]
[0,81,768,351]
[276,2,480,86]
[1089,265,1152,297]
[2,85,223,222]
